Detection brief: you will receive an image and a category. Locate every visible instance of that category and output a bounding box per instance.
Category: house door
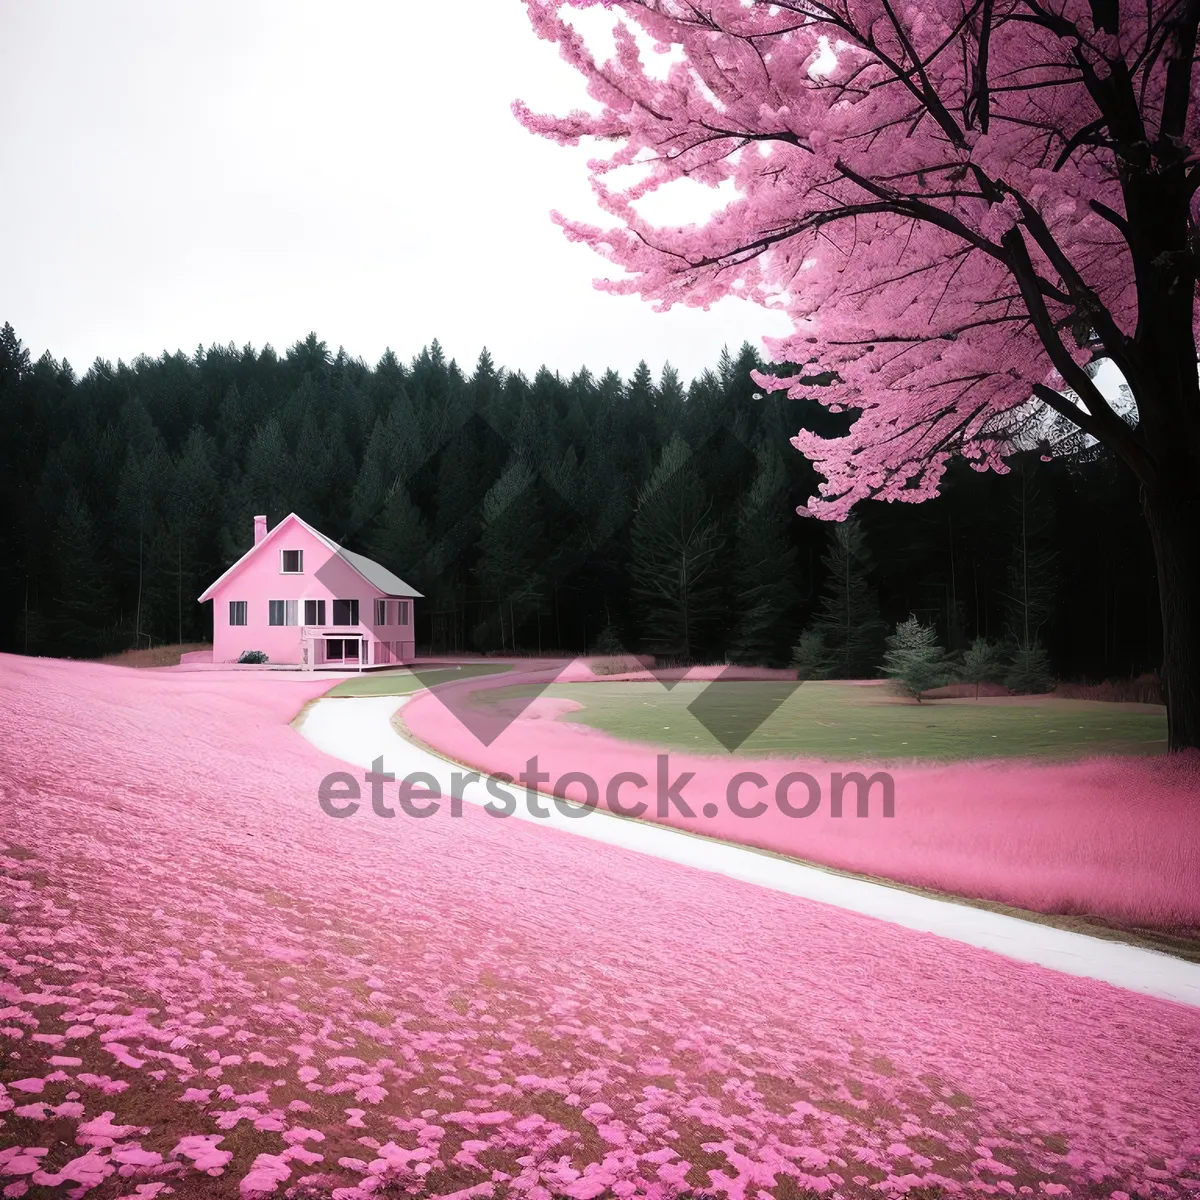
[325,638,361,665]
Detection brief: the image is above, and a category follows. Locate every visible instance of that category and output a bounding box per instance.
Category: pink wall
[204,516,413,665]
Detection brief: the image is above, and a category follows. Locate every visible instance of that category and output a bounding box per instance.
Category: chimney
[253,515,268,545]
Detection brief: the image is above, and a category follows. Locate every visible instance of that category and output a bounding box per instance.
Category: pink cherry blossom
[515,0,1200,751]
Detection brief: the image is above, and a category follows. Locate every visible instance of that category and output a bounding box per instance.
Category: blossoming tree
[516,0,1200,751]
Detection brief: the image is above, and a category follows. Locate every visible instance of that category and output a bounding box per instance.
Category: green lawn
[470,679,1167,762]
[324,663,511,698]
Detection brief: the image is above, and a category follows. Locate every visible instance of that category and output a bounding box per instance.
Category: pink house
[198,513,421,668]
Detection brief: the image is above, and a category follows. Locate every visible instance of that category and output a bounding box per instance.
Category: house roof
[336,545,423,598]
[197,512,423,603]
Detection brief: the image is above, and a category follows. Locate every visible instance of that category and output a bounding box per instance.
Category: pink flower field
[2,652,1199,1199]
[400,667,1200,929]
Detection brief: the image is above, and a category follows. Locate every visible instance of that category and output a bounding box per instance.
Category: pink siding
[203,516,415,666]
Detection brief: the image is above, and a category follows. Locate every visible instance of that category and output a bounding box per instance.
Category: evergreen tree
[0,324,1168,683]
[169,428,223,643]
[791,629,837,680]
[728,459,799,666]
[1005,641,1056,694]
[628,436,724,660]
[349,417,389,534]
[882,614,955,701]
[217,384,248,455]
[0,321,32,383]
[996,462,1060,696]
[476,456,545,651]
[654,363,687,445]
[961,636,1005,699]
[367,485,432,590]
[286,332,332,379]
[592,625,625,655]
[809,516,885,678]
[52,492,115,657]
[113,441,172,646]
[1003,461,1059,656]
[241,417,294,527]
[626,360,657,431]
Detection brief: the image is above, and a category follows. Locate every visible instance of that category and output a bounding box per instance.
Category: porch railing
[299,625,416,671]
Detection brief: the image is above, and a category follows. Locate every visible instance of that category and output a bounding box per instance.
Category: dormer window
[281,549,303,574]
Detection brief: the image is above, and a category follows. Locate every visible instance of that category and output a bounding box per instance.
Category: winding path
[296,691,1200,1009]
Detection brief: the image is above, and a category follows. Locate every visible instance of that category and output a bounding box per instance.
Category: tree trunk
[1142,485,1200,751]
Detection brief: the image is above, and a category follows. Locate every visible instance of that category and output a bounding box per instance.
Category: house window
[374,598,389,626]
[398,600,410,625]
[269,600,298,626]
[331,598,359,627]
[229,601,247,626]
[281,549,303,574]
[304,599,326,626]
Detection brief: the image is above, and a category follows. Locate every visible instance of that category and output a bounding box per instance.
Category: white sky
[0,1,790,384]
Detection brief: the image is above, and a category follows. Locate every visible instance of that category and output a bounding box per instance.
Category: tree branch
[969,0,995,131]
[1159,0,1200,152]
[1002,226,1157,484]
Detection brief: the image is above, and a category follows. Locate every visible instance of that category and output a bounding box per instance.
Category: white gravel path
[296,692,1200,1008]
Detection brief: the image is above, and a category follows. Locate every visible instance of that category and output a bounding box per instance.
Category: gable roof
[336,545,422,597]
[197,513,423,602]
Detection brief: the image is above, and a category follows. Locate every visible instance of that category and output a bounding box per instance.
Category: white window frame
[280,549,303,574]
[331,598,359,627]
[325,637,361,664]
[229,600,247,626]
[397,599,410,626]
[303,599,326,627]
[374,598,389,626]
[269,599,299,626]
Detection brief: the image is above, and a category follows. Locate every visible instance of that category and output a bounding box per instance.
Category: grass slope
[323,663,511,698]
[474,679,1167,761]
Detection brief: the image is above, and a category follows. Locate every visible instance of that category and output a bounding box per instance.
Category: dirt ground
[96,643,212,668]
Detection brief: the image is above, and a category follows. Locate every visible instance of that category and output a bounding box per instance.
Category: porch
[299,626,416,671]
